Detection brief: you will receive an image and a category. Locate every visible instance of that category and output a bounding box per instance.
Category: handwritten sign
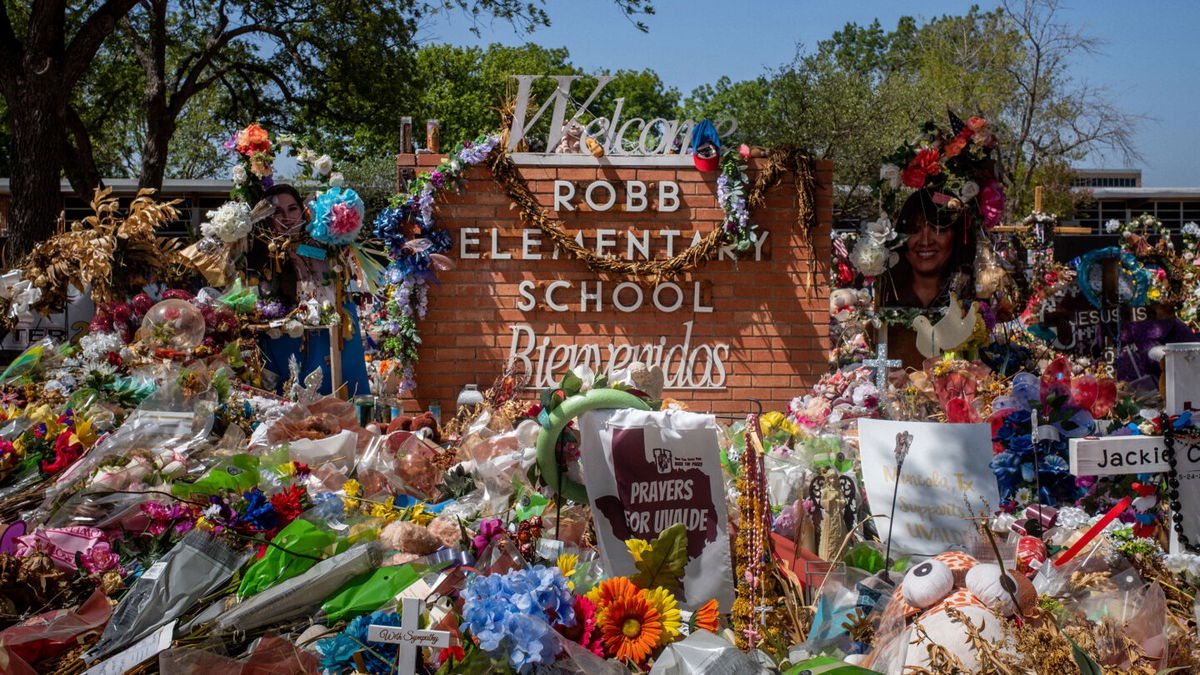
[1068,436,1168,476]
[858,419,997,557]
[367,598,451,675]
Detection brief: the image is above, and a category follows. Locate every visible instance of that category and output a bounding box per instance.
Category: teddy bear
[386,411,441,444]
[829,288,870,323]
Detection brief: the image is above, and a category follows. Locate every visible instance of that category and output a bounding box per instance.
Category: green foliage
[631,522,689,592]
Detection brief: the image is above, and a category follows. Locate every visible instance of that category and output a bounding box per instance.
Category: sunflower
[644,586,682,646]
[597,588,662,664]
[691,598,720,633]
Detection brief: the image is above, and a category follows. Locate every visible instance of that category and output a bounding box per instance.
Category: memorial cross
[366,598,452,675]
[862,342,902,392]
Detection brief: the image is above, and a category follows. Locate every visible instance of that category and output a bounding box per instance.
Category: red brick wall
[395,153,833,417]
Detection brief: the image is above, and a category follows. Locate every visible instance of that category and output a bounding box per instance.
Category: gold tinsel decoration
[486,145,819,282]
[20,187,185,313]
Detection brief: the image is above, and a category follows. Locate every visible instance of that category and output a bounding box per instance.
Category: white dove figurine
[912,293,978,358]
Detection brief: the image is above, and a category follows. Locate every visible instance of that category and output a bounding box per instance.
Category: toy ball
[137,299,206,352]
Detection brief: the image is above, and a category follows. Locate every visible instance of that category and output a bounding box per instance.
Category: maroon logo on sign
[594,427,718,562]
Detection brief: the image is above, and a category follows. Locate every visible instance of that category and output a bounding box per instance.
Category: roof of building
[0,178,232,196]
[1090,187,1200,200]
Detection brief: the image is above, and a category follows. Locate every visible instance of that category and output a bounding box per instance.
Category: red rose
[902,148,941,188]
[967,116,989,132]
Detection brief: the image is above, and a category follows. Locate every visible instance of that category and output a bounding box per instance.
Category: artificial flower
[902,147,941,189]
[692,598,720,633]
[201,201,253,243]
[308,186,365,246]
[235,124,270,156]
[557,552,579,588]
[978,180,1005,229]
[879,163,902,190]
[597,588,662,664]
[313,154,333,176]
[626,539,651,564]
[644,586,682,646]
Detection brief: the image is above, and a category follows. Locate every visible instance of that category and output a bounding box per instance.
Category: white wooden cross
[862,342,902,392]
[366,597,452,675]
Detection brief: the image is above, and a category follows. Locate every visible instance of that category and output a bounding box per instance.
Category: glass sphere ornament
[137,299,206,352]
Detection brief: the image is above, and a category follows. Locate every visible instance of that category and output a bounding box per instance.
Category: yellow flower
[759,411,799,437]
[401,503,435,526]
[557,553,579,589]
[626,539,651,563]
[342,479,361,511]
[369,495,400,522]
[644,587,682,646]
[279,461,297,476]
[72,416,97,448]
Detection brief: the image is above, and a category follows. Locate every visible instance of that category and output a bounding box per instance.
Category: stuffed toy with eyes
[888,551,1037,671]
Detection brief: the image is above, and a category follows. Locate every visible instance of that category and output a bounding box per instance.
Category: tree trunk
[61,105,105,201]
[137,100,175,193]
[6,86,66,263]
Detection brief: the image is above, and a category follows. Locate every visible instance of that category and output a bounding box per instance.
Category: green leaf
[560,370,582,397]
[631,522,689,593]
[593,374,609,390]
[1065,634,1102,675]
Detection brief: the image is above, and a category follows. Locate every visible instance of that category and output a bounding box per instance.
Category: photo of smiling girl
[880,189,977,369]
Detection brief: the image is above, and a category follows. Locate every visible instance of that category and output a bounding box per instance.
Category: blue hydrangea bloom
[459,565,575,672]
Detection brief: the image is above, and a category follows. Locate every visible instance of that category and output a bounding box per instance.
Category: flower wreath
[876,113,1004,232]
[1074,247,1150,309]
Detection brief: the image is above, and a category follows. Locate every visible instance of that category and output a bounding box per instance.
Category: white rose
[960,180,980,201]
[231,164,247,184]
[850,240,889,276]
[328,172,345,187]
[879,164,902,190]
[862,216,895,245]
[314,154,333,176]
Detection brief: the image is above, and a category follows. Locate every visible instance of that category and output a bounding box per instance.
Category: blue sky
[422,0,1199,187]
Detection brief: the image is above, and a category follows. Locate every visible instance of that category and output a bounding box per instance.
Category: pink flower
[471,518,504,556]
[81,542,125,576]
[979,180,1005,229]
[328,202,362,237]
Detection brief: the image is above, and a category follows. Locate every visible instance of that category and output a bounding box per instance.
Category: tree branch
[64,0,142,86]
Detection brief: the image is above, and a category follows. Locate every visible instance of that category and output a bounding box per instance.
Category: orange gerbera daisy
[692,598,720,633]
[586,576,640,611]
[598,589,662,664]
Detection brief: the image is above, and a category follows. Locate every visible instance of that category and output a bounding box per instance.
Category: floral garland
[1181,222,1200,327]
[368,134,501,393]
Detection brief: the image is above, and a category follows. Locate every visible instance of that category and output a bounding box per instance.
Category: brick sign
[397,152,833,416]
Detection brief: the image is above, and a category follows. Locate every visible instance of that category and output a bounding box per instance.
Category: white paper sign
[1165,343,1200,415]
[84,620,175,675]
[858,419,998,557]
[579,408,733,611]
[1068,436,1168,475]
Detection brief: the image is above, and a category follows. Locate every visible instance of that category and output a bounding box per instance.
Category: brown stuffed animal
[386,412,441,443]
